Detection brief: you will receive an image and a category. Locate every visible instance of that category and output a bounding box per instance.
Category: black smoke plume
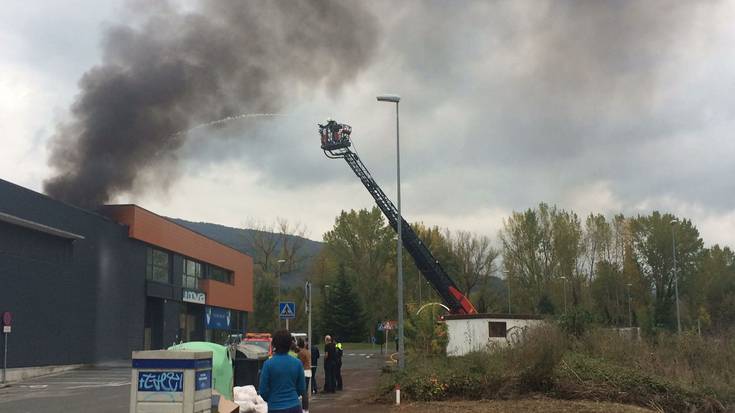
[44,0,378,207]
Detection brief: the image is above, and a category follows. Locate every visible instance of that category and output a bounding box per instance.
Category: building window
[182,258,202,289]
[489,321,507,338]
[208,265,233,284]
[146,248,170,283]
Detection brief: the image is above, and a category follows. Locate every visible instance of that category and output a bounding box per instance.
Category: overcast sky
[2,0,734,247]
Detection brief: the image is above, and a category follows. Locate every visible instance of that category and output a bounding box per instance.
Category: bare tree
[450,230,500,296]
[243,218,310,274]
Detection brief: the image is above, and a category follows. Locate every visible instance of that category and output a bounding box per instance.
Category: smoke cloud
[44,0,378,207]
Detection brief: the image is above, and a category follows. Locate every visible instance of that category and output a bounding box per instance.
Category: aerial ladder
[319,120,477,315]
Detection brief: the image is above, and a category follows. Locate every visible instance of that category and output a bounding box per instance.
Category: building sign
[182,289,205,304]
[195,370,212,390]
[137,371,184,392]
[205,306,231,330]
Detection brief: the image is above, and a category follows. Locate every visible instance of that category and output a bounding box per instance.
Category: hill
[171,218,324,288]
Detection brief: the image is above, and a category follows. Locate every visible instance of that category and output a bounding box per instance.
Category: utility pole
[627,283,633,327]
[306,281,312,350]
[507,272,512,314]
[671,220,682,334]
[377,94,404,369]
[560,276,567,313]
[277,259,287,328]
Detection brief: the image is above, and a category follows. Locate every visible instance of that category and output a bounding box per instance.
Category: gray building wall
[0,179,146,367]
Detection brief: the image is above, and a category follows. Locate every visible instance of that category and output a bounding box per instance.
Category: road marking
[66,382,130,389]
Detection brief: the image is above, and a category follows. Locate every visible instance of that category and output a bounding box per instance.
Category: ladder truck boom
[319,120,477,315]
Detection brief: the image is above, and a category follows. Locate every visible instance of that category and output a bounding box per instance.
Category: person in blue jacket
[258,330,305,413]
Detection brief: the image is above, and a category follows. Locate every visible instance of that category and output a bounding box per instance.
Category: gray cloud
[43,0,378,207]
[8,0,731,245]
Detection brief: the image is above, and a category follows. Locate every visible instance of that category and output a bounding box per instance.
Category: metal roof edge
[0,211,85,240]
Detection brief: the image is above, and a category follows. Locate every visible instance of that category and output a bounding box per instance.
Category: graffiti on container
[137,371,184,392]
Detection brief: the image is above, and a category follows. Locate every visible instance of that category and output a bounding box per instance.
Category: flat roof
[101,204,248,258]
[442,313,547,321]
[0,211,85,240]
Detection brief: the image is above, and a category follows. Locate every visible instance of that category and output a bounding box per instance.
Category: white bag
[235,399,256,413]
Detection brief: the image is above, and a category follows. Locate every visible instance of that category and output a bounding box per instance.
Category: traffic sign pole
[2,312,10,384]
[2,332,6,384]
[279,302,296,332]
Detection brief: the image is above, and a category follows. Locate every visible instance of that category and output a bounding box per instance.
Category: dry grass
[378,325,735,412]
[391,397,654,413]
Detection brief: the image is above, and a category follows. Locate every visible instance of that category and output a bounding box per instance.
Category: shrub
[379,324,733,411]
[555,353,724,412]
[558,307,593,337]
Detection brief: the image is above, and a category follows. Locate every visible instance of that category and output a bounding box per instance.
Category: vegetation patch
[378,325,734,412]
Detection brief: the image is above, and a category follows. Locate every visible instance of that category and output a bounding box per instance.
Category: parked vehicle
[242,333,272,357]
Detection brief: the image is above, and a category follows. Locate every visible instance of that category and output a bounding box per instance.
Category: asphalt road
[0,364,131,413]
[0,348,388,413]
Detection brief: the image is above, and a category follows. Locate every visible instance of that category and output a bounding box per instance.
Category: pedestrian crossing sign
[279,301,296,320]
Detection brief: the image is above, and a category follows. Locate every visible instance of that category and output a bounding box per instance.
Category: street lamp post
[505,271,511,314]
[277,259,287,328]
[305,281,312,351]
[560,276,567,313]
[627,283,633,327]
[671,220,682,334]
[377,93,404,370]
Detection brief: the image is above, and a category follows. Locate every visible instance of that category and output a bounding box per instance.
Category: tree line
[247,204,735,340]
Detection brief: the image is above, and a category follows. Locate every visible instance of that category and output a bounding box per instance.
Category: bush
[558,307,593,337]
[511,324,568,391]
[379,324,734,411]
[555,353,723,412]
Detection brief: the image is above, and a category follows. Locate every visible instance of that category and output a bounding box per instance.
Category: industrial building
[0,178,253,379]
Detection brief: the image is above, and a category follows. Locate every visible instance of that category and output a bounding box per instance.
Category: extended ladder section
[339,151,477,315]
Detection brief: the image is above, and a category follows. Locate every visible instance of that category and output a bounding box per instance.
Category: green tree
[321,264,367,342]
[590,261,627,325]
[631,212,704,330]
[405,306,448,356]
[699,245,735,333]
[321,208,395,337]
[500,203,583,313]
[253,269,277,331]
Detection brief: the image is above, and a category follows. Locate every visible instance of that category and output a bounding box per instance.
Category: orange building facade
[101,205,253,348]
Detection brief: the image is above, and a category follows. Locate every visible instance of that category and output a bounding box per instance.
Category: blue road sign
[279,301,296,320]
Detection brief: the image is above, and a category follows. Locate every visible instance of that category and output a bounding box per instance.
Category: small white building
[443,313,546,356]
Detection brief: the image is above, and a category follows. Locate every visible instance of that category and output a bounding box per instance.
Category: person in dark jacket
[335,339,343,391]
[310,341,319,394]
[323,335,336,393]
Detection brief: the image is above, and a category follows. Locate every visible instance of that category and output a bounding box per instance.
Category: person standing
[310,342,320,394]
[323,335,336,393]
[258,330,305,413]
[296,338,311,413]
[335,339,343,391]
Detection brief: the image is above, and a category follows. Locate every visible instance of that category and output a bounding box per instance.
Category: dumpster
[130,350,212,413]
[169,342,233,400]
[233,344,267,390]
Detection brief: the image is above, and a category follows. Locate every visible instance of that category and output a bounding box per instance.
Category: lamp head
[377,94,401,103]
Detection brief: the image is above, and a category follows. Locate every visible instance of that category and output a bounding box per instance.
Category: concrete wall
[445,316,546,356]
[0,179,146,368]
